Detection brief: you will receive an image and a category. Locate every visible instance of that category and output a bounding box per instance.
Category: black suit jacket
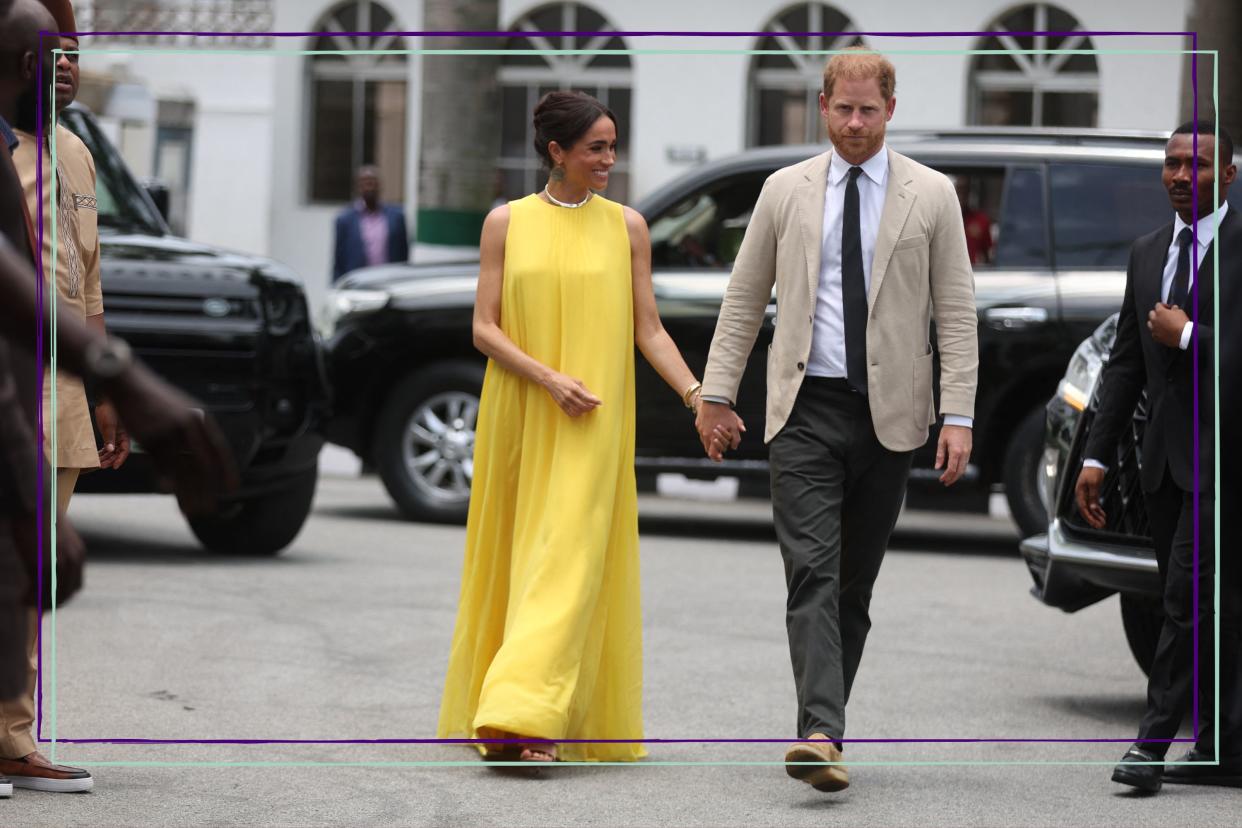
[1085,208,1238,494]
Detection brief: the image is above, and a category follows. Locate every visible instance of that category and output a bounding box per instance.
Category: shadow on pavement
[313,504,408,523]
[1043,693,1150,729]
[637,514,1021,557]
[76,529,309,566]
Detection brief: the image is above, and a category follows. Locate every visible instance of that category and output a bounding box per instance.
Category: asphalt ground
[3,471,1236,827]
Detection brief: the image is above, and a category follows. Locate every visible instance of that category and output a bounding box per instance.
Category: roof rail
[886,126,1170,144]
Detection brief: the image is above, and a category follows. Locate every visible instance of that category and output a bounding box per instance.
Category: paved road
[4,475,1235,827]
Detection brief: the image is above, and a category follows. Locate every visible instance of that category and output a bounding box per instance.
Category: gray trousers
[769,377,913,742]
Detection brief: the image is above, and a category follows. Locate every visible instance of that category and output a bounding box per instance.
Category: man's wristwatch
[83,338,134,387]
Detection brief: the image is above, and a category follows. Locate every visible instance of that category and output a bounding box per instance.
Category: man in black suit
[1075,120,1239,792]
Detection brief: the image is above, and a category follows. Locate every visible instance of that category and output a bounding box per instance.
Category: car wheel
[188,466,318,556]
[1004,407,1049,538]
[374,362,483,524]
[1120,594,1162,677]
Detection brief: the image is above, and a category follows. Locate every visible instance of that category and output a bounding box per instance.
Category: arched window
[498,3,632,203]
[969,3,1099,127]
[307,1,408,202]
[749,4,865,147]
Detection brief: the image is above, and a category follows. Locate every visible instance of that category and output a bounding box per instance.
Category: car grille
[99,264,265,410]
[100,262,263,346]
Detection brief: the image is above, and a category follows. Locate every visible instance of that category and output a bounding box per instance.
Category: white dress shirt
[807,146,888,379]
[1083,201,1228,471]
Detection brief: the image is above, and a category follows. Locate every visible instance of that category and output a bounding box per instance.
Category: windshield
[57,107,167,236]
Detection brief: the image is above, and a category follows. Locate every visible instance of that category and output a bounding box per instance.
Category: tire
[373,361,484,524]
[1004,406,1050,538]
[1120,594,1162,677]
[188,466,318,556]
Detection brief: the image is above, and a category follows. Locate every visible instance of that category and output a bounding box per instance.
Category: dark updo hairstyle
[532,90,617,169]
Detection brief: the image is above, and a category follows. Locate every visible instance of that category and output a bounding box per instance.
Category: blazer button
[797,362,805,371]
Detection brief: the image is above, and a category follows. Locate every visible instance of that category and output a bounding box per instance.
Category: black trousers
[768,378,913,741]
[1136,467,1239,759]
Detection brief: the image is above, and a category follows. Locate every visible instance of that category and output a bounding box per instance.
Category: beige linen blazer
[701,147,979,451]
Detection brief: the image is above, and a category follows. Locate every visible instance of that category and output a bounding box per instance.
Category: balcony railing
[74,1,275,49]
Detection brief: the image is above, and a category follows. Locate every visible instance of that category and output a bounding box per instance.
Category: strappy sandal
[518,742,558,763]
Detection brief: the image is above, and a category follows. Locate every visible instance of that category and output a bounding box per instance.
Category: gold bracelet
[681,381,703,409]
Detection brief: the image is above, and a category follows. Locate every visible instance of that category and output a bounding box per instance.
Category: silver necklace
[543,185,593,208]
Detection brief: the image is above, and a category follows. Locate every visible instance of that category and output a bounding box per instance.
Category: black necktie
[842,166,868,395]
[1169,226,1193,308]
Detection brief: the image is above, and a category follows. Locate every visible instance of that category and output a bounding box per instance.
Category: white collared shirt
[1163,201,1228,350]
[806,145,888,379]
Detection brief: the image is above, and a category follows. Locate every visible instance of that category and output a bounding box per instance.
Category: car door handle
[984,306,1049,329]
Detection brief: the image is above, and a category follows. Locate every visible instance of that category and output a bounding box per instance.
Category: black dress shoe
[1111,746,1163,793]
[1163,749,1242,787]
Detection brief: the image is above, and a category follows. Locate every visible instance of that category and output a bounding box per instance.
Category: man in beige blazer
[697,49,978,793]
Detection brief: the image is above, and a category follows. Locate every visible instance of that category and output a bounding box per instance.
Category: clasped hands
[695,400,746,462]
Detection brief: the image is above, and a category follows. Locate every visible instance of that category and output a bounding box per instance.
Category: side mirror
[142,179,171,223]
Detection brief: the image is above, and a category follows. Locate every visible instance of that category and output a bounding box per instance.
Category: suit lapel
[868,149,916,309]
[796,151,830,308]
[1190,207,1241,322]
[1138,224,1175,370]
[1143,223,1174,312]
[1191,238,1215,326]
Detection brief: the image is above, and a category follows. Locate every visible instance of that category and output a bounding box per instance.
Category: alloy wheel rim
[402,391,479,504]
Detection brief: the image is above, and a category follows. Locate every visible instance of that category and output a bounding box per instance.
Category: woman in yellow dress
[437,91,744,763]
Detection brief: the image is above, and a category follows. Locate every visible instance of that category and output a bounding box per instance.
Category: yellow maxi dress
[437,193,645,762]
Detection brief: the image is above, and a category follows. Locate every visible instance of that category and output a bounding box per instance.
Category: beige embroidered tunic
[13,125,103,470]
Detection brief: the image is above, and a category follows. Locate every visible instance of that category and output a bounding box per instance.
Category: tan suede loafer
[784,733,849,792]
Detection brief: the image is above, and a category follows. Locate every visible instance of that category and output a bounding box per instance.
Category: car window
[993,166,1048,269]
[933,164,1047,269]
[931,166,1006,268]
[649,172,768,269]
[59,109,166,236]
[1050,163,1169,268]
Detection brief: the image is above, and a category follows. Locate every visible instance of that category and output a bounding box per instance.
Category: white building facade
[72,0,1194,310]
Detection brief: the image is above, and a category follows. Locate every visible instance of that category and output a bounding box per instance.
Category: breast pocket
[893,233,927,251]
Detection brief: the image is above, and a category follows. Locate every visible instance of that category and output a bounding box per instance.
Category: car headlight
[1056,338,1105,412]
[319,289,389,338]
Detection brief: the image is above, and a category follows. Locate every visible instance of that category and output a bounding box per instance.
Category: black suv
[322,129,1175,530]
[61,106,329,555]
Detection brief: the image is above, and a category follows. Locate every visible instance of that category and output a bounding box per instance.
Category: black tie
[1169,226,1193,308]
[842,166,868,395]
